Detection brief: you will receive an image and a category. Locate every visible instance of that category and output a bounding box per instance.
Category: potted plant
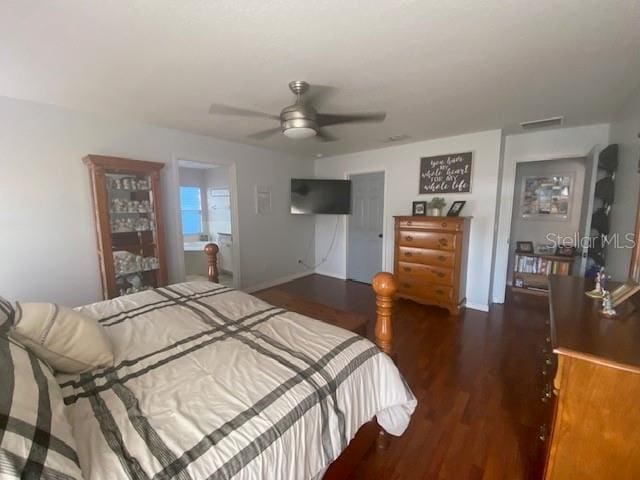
[427,197,446,216]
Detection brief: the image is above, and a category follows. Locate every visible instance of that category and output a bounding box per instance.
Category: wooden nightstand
[254,289,368,336]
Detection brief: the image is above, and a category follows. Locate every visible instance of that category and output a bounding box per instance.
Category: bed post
[204,243,219,283]
[372,272,397,356]
[372,271,397,450]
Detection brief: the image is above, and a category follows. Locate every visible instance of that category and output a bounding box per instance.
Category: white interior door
[347,171,384,284]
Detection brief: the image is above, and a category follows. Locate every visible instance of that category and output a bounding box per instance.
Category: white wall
[492,124,611,302]
[314,130,503,311]
[608,87,640,280]
[0,96,314,306]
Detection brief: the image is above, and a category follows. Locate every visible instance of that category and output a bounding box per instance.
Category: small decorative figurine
[586,267,606,299]
[601,290,617,317]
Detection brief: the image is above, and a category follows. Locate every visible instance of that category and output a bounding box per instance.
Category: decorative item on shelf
[110,217,155,233]
[412,201,426,216]
[113,251,159,276]
[446,201,466,217]
[427,197,446,216]
[514,278,524,288]
[601,290,617,317]
[515,241,534,254]
[536,243,555,254]
[586,267,606,299]
[555,245,575,257]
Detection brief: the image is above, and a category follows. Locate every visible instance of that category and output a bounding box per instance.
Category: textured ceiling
[1,0,639,157]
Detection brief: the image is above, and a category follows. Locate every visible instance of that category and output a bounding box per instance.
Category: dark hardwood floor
[255,274,549,480]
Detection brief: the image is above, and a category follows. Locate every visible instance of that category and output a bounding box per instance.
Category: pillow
[0,336,83,479]
[0,296,14,334]
[10,302,114,374]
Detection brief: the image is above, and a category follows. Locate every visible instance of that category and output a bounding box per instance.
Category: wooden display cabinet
[84,155,168,299]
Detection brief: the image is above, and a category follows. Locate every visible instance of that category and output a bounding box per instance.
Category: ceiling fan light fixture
[283,126,317,139]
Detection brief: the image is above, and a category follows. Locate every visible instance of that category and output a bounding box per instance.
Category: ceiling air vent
[520,116,563,130]
[381,133,410,143]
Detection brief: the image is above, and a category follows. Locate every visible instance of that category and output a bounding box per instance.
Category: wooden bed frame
[203,243,398,479]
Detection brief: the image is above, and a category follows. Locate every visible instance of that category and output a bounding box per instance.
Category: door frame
[491,153,596,302]
[345,168,389,282]
[168,154,241,288]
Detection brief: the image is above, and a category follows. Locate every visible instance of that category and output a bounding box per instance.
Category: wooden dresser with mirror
[393,216,471,315]
[84,155,168,299]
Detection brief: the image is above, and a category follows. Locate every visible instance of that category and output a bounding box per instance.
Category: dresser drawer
[397,230,457,251]
[396,261,454,286]
[397,247,455,267]
[397,277,454,302]
[397,218,463,232]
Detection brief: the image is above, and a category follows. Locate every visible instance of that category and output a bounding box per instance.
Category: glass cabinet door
[106,173,161,297]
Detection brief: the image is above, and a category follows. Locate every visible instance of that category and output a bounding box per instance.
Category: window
[180,186,202,235]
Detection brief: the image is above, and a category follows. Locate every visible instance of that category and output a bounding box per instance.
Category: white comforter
[58,282,416,480]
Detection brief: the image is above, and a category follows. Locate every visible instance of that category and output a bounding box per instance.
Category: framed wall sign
[419,152,472,194]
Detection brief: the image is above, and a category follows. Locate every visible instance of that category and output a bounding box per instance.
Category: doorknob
[378,234,383,238]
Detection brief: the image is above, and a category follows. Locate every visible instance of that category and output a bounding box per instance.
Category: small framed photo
[447,201,466,217]
[412,201,427,216]
[516,241,534,254]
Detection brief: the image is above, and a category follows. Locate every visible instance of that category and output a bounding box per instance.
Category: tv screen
[291,179,351,214]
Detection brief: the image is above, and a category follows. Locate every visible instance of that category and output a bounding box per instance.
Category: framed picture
[610,279,640,307]
[412,201,426,216]
[516,241,534,254]
[447,201,466,217]
[521,174,573,219]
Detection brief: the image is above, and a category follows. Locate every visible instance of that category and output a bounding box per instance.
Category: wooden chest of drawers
[394,216,470,315]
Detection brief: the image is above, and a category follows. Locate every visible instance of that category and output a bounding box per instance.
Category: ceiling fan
[209,81,386,142]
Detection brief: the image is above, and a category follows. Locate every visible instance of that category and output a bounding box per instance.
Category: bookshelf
[511,253,573,296]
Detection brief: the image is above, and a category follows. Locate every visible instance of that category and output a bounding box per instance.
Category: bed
[3,245,416,479]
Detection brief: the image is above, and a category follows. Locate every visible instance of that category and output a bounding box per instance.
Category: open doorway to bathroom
[177,160,235,287]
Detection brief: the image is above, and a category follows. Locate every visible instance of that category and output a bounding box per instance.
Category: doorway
[506,156,592,295]
[347,171,385,284]
[177,160,235,287]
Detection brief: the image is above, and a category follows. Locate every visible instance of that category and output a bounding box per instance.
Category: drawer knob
[435,289,444,295]
[402,283,411,289]
[405,252,413,257]
[407,221,412,225]
[403,266,411,272]
[438,255,446,262]
[538,424,547,442]
[433,270,445,278]
[441,222,447,228]
[438,238,448,246]
[405,235,413,241]
[541,384,553,402]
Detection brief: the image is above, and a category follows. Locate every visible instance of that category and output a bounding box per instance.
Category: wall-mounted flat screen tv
[290,178,351,214]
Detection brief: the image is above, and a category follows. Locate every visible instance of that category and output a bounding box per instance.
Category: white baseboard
[466,302,489,312]
[243,270,314,293]
[314,268,347,280]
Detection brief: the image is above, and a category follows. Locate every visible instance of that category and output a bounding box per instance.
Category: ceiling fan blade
[209,103,280,121]
[246,127,282,140]
[317,111,386,127]
[315,129,339,142]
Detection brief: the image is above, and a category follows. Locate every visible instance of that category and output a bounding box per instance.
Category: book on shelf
[514,253,572,276]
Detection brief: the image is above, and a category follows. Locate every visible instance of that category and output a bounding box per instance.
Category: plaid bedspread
[59,282,416,480]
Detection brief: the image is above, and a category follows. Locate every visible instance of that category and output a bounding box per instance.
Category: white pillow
[10,302,114,374]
